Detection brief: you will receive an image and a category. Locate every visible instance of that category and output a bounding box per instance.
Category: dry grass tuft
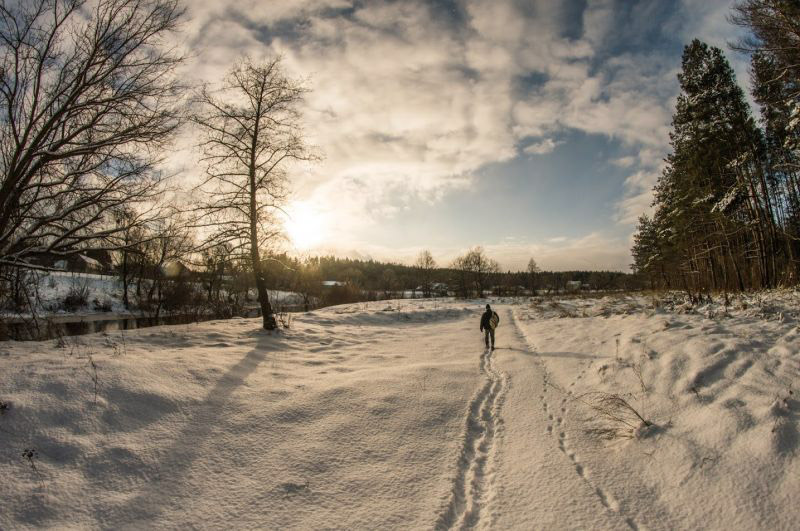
[578,392,654,440]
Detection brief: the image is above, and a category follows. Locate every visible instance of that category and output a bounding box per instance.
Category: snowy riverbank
[1,293,798,529]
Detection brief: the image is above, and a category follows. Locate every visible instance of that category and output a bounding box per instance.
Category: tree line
[632,0,800,297]
[260,249,638,305]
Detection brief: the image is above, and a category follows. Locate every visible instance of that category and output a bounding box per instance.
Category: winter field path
[435,320,508,530]
[490,309,662,530]
[2,295,799,529]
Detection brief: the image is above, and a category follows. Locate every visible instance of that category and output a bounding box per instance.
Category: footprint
[596,488,610,508]
[595,488,620,511]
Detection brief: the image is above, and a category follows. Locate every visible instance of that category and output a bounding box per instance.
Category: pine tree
[637,39,775,293]
[732,1,800,282]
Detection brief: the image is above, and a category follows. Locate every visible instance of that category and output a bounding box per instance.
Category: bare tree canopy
[193,56,313,329]
[527,257,540,294]
[0,0,186,269]
[451,246,499,298]
[415,249,436,297]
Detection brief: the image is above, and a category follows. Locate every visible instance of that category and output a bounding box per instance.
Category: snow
[2,270,302,319]
[1,293,798,529]
[32,271,128,315]
[512,292,799,529]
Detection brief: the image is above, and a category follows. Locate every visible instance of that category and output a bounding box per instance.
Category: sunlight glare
[285,201,326,250]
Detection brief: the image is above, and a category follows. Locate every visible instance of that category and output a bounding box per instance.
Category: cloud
[172,0,744,265]
[182,1,601,217]
[611,156,636,168]
[523,138,564,155]
[614,169,661,225]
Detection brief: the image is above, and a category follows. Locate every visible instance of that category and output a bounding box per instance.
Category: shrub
[93,298,113,312]
[63,283,90,311]
[579,392,654,440]
[162,278,200,312]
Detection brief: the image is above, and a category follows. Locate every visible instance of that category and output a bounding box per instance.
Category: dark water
[0,305,303,341]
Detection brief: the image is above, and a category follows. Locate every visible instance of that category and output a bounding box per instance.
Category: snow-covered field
[1,293,798,529]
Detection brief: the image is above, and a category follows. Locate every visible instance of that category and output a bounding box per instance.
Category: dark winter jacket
[480,309,498,331]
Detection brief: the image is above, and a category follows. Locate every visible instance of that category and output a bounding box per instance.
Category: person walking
[479,304,499,350]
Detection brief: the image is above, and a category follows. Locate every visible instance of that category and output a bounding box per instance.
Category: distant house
[84,249,113,271]
[160,261,196,279]
[431,282,450,296]
[413,282,449,296]
[35,249,113,273]
[566,280,582,292]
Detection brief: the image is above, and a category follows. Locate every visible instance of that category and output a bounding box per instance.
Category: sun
[285,201,326,250]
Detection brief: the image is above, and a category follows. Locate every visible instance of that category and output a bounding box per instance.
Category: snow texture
[1,293,799,529]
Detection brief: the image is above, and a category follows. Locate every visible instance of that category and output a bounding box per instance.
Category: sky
[173,0,751,272]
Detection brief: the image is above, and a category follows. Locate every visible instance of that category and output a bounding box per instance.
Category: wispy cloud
[524,138,564,155]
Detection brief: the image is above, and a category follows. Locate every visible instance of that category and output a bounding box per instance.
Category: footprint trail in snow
[436,340,509,530]
[512,310,642,531]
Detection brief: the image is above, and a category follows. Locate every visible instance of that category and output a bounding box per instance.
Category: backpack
[489,311,500,330]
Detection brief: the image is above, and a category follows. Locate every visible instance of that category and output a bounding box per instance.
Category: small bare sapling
[22,448,45,489]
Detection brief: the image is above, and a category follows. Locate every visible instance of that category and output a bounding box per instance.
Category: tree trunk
[251,256,275,330]
[249,104,276,330]
[121,250,130,309]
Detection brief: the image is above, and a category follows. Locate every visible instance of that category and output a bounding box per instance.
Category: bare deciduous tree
[0,0,185,270]
[292,259,321,312]
[379,267,397,300]
[450,246,499,298]
[193,56,313,330]
[527,257,540,295]
[464,246,499,297]
[141,215,194,319]
[450,254,471,298]
[415,249,436,298]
